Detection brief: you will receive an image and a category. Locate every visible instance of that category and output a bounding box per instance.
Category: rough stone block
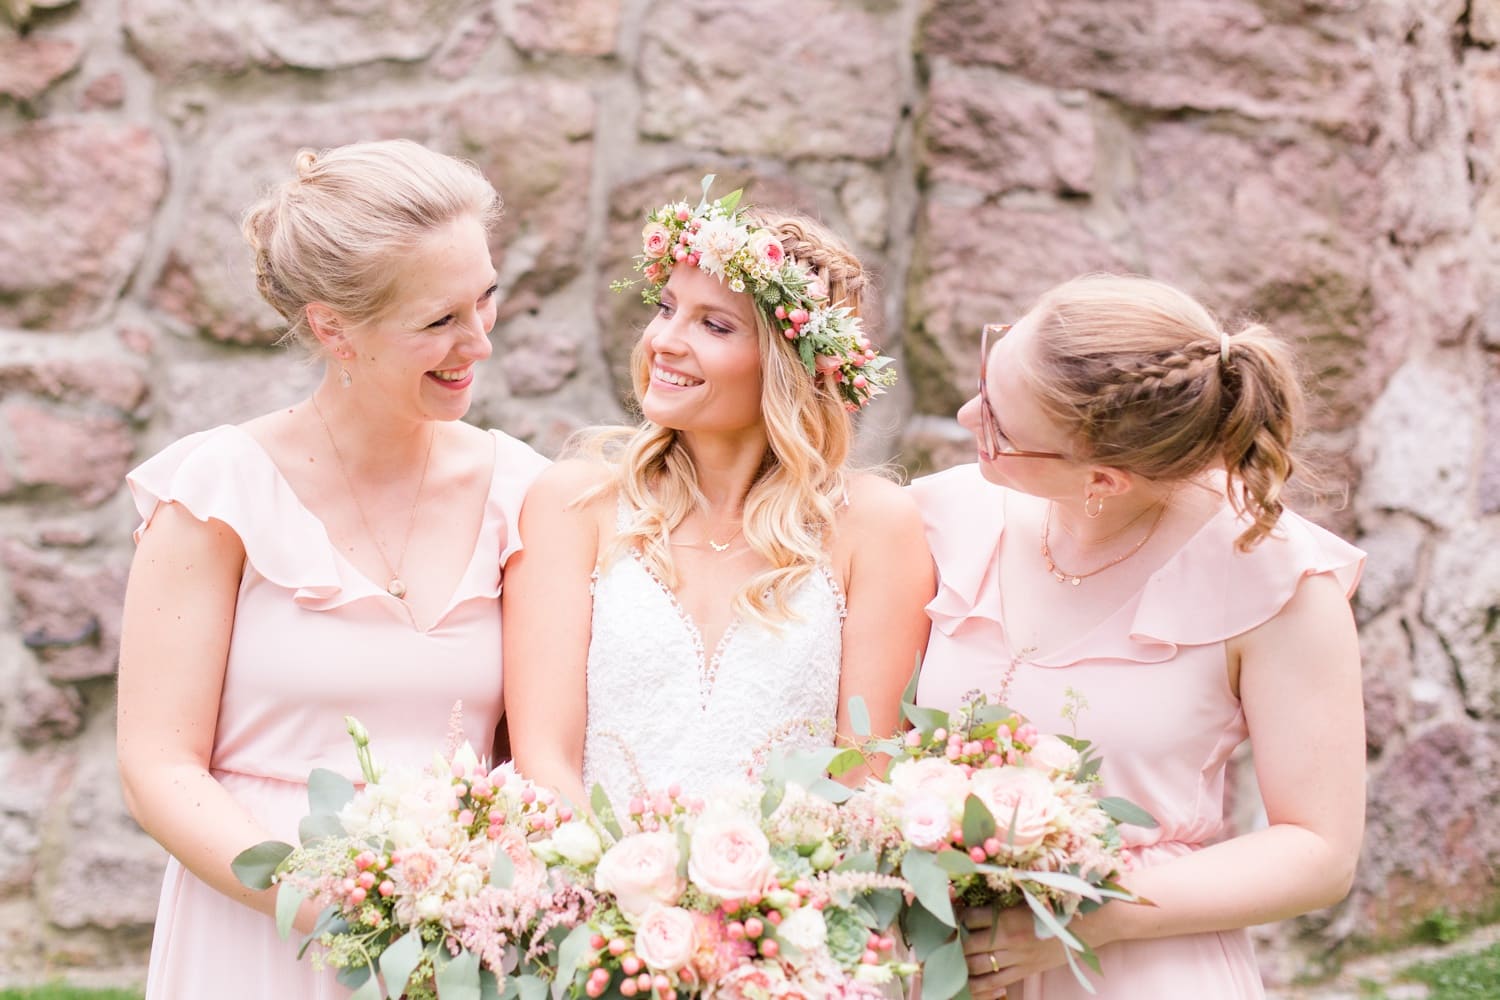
[0,124,167,330]
[504,0,620,55]
[3,403,135,507]
[0,29,81,102]
[1357,359,1475,530]
[639,0,903,159]
[0,540,127,683]
[1423,522,1500,718]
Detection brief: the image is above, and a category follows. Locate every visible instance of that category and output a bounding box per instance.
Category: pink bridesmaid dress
[909,464,1363,1000]
[126,424,548,1000]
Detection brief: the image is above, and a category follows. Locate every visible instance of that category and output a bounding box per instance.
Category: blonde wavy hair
[579,209,871,625]
[1020,274,1306,551]
[241,139,501,355]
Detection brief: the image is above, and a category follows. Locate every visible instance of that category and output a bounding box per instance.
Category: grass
[0,987,143,1000]
[1398,942,1500,998]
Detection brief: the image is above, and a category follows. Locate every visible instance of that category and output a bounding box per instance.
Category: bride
[502,180,934,808]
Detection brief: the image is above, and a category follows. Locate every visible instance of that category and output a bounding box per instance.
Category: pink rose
[1025,735,1081,774]
[634,905,698,973]
[687,814,774,900]
[900,796,952,851]
[750,231,785,268]
[644,261,665,283]
[969,767,1061,851]
[713,964,779,1000]
[643,221,673,258]
[595,831,685,918]
[815,353,844,373]
[888,758,971,816]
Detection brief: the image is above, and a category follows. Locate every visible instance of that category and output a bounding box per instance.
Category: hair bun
[293,149,319,180]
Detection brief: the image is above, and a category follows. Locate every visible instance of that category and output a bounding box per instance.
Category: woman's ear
[306,303,352,358]
[1084,465,1136,501]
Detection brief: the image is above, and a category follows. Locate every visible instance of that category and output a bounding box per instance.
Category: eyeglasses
[977,323,1069,461]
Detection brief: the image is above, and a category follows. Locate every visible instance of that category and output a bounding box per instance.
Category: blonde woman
[117,140,547,999]
[503,180,934,809]
[913,275,1364,998]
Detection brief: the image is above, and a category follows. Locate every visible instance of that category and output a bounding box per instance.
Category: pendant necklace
[312,395,435,599]
[1039,493,1171,587]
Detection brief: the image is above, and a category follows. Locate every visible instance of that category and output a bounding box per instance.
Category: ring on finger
[989,954,1000,973]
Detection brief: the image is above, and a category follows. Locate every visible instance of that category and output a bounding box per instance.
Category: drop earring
[339,366,353,389]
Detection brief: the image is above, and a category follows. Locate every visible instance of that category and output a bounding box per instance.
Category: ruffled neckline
[910,464,1364,667]
[130,424,525,633]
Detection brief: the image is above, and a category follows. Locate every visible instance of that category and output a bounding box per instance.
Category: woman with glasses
[909,274,1365,999]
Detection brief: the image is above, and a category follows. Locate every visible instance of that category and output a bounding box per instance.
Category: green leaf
[1021,889,1083,953]
[489,849,514,889]
[299,812,345,845]
[826,747,865,778]
[902,703,950,734]
[1017,868,1101,901]
[835,849,876,873]
[901,849,955,928]
[797,335,816,372]
[297,907,346,958]
[435,948,481,1000]
[338,963,374,989]
[515,974,548,1000]
[1098,796,1158,828]
[961,794,997,849]
[555,923,594,990]
[479,970,502,1000]
[900,652,923,708]
[902,898,956,960]
[274,882,305,940]
[697,174,717,210]
[308,768,356,816]
[231,840,294,890]
[760,780,787,818]
[848,695,871,737]
[859,886,905,930]
[378,929,424,998]
[935,849,979,877]
[348,974,383,1000]
[809,777,853,803]
[590,784,624,840]
[920,937,971,1000]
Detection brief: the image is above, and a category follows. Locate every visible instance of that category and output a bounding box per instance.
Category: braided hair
[1023,275,1303,550]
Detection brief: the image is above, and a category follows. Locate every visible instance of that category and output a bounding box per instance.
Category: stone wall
[0,0,1495,984]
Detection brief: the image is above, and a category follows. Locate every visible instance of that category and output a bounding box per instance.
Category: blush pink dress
[126,424,548,1000]
[909,464,1363,1000]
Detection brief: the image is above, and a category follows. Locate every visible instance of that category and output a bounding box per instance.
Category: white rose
[900,795,953,851]
[969,767,1062,852]
[633,905,698,973]
[888,758,971,816]
[551,821,604,867]
[776,906,829,961]
[595,832,686,918]
[1026,735,1081,774]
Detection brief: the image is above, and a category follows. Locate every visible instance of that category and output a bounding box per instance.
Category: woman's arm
[836,475,937,769]
[116,501,320,931]
[964,570,1365,989]
[501,459,608,810]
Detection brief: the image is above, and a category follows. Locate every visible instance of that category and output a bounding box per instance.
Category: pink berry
[760,939,779,958]
[744,917,764,939]
[622,956,642,976]
[933,728,947,741]
[905,730,923,747]
[586,982,605,998]
[636,973,652,991]
[609,938,628,956]
[687,253,700,266]
[590,933,606,950]
[862,949,879,964]
[674,247,689,262]
[357,872,376,890]
[349,887,367,906]
[621,983,638,998]
[788,308,809,326]
[775,305,787,319]
[853,373,868,387]
[458,809,475,826]
[969,846,987,863]
[766,910,782,925]
[379,880,394,897]
[521,788,536,804]
[984,837,1002,856]
[653,975,670,991]
[727,921,745,939]
[676,209,691,221]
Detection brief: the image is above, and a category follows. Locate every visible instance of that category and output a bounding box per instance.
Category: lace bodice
[582,519,845,808]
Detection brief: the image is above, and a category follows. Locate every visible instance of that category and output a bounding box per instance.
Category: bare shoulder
[841,471,922,530]
[522,457,616,516]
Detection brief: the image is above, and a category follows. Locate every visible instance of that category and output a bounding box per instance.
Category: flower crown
[614,175,897,410]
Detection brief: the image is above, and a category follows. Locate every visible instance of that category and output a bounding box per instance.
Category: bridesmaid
[116,140,548,999]
[910,275,1364,999]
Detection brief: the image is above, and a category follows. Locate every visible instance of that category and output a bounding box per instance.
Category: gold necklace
[1040,495,1169,587]
[670,524,743,552]
[311,396,435,600]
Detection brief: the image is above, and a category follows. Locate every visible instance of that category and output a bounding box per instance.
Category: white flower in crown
[689,215,748,279]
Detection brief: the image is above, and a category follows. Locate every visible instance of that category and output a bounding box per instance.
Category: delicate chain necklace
[1040,494,1170,587]
[311,395,435,600]
[668,512,744,553]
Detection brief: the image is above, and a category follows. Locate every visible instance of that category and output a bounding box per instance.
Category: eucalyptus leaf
[848,695,871,737]
[274,882,306,940]
[308,767,356,816]
[299,812,346,846]
[835,849,876,873]
[919,938,970,1000]
[935,849,979,877]
[515,974,548,1000]
[479,970,502,1000]
[810,777,854,803]
[349,974,384,1000]
[826,747,865,778]
[902,897,956,960]
[902,703,949,733]
[590,784,624,840]
[338,963,374,989]
[298,906,346,958]
[231,840,293,890]
[490,849,515,889]
[379,929,425,999]
[1018,868,1101,900]
[434,948,481,1000]
[555,923,594,990]
[1098,796,1158,828]
[901,849,955,928]
[760,780,787,818]
[899,653,923,708]
[961,794,997,848]
[1021,889,1083,953]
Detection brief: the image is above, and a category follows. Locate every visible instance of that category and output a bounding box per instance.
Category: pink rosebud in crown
[805,277,828,302]
[644,262,664,283]
[642,222,673,259]
[749,231,785,268]
[815,354,844,373]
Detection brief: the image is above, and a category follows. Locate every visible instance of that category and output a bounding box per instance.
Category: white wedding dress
[581,506,845,807]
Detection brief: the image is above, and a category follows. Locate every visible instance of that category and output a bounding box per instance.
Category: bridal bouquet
[844,691,1156,999]
[546,769,915,999]
[232,716,595,1000]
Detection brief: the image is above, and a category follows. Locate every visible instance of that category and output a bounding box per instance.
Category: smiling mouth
[653,366,703,388]
[429,366,471,383]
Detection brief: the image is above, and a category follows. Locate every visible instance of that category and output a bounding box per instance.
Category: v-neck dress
[125,423,548,1000]
[581,502,847,808]
[909,464,1363,1000]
